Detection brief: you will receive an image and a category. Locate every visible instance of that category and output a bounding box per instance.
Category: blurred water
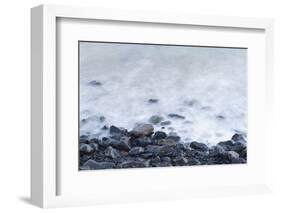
[79,42,247,145]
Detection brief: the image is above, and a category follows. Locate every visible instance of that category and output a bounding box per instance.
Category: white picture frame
[31,4,274,208]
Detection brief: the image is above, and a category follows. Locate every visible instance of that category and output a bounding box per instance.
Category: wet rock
[209,145,226,157]
[160,121,171,126]
[119,160,149,168]
[80,154,91,163]
[188,159,201,165]
[158,138,178,146]
[131,124,154,137]
[158,145,175,157]
[88,80,102,86]
[110,136,131,151]
[104,146,121,159]
[149,115,164,124]
[232,142,246,154]
[79,143,94,154]
[159,161,172,167]
[88,143,98,152]
[231,133,246,143]
[161,157,171,163]
[141,152,154,159]
[128,147,144,156]
[216,115,225,120]
[217,140,234,151]
[166,135,181,143]
[190,141,209,152]
[148,99,159,103]
[84,160,115,170]
[168,113,186,119]
[99,116,106,122]
[144,145,162,156]
[227,151,239,159]
[150,156,161,166]
[131,136,153,147]
[153,131,167,140]
[173,156,188,166]
[239,148,247,159]
[109,125,122,135]
[101,125,109,130]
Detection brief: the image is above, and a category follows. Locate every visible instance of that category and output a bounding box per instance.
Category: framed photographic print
[31,4,274,208]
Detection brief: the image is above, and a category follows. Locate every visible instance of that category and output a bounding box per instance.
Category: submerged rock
[160,121,171,126]
[131,124,154,137]
[149,115,164,124]
[148,99,159,103]
[168,113,185,119]
[88,80,102,86]
[109,125,122,135]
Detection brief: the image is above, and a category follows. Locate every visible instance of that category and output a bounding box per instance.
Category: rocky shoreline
[79,124,247,170]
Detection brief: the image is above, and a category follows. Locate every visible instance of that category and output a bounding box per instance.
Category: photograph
[78,41,247,170]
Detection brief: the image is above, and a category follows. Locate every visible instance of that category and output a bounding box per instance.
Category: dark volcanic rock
[231,133,246,143]
[187,159,201,165]
[150,156,161,167]
[217,140,234,151]
[110,136,131,151]
[109,125,122,135]
[131,124,154,137]
[190,141,209,152]
[148,99,159,103]
[173,155,188,166]
[153,131,167,140]
[104,146,121,159]
[158,145,175,157]
[168,113,186,119]
[158,138,178,146]
[166,135,181,143]
[239,148,247,160]
[144,145,162,156]
[101,125,109,130]
[128,147,144,156]
[88,80,102,86]
[131,136,153,147]
[79,143,94,154]
[160,121,171,126]
[84,160,115,170]
[149,115,164,124]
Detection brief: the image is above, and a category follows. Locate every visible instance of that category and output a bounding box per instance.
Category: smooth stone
[84,160,115,170]
[148,99,159,103]
[227,151,240,159]
[209,145,226,157]
[152,131,167,140]
[231,133,246,143]
[158,138,178,146]
[79,143,94,154]
[159,161,172,167]
[160,121,171,126]
[131,124,154,137]
[110,136,131,151]
[88,143,98,152]
[217,140,234,151]
[150,156,161,166]
[161,157,171,162]
[158,145,174,157]
[88,80,102,86]
[79,166,90,170]
[128,147,145,156]
[104,146,121,159]
[109,125,122,135]
[131,136,153,147]
[149,115,164,124]
[144,145,162,156]
[190,141,209,152]
[239,148,247,159]
[166,135,181,142]
[187,159,201,165]
[216,115,225,120]
[173,156,188,166]
[168,113,185,119]
[232,142,246,153]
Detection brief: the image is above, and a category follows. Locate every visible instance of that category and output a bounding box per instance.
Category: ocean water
[79,42,247,145]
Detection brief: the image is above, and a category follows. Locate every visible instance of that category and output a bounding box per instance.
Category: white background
[0,0,280,212]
